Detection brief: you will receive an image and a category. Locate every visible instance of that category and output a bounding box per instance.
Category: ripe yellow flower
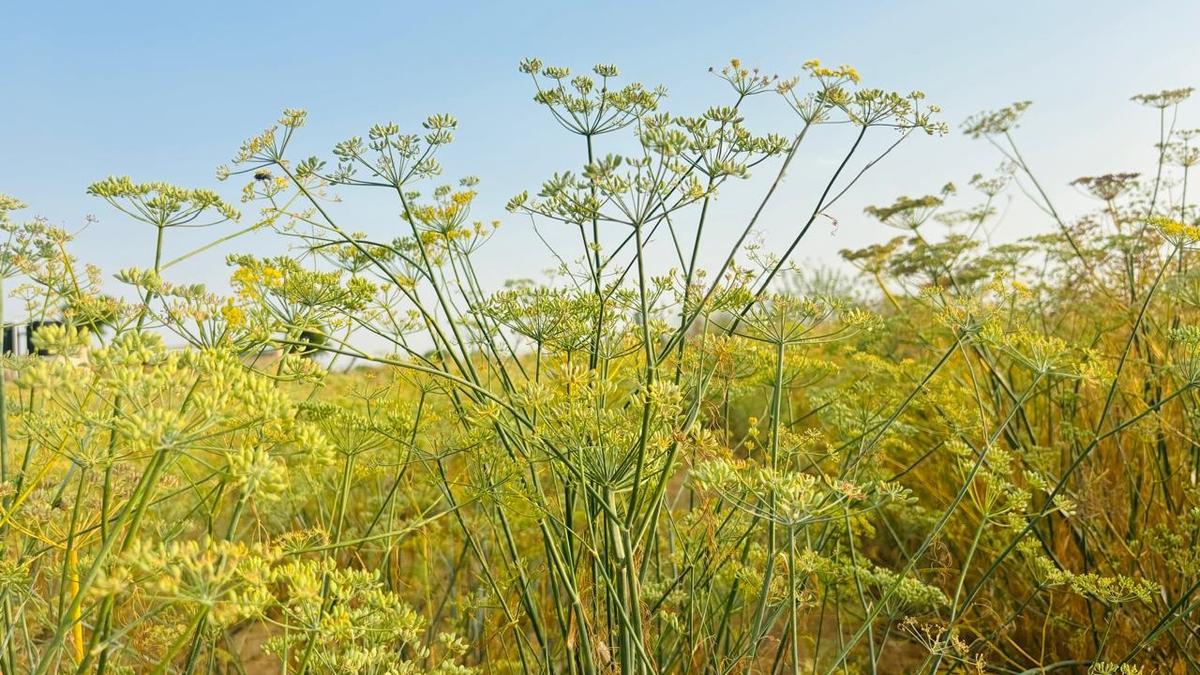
[220,298,246,328]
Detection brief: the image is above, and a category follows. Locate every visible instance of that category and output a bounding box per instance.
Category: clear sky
[3,0,1199,300]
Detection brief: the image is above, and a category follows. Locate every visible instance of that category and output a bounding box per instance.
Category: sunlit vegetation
[0,59,1197,673]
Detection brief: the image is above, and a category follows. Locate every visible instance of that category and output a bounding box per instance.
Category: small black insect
[254,170,273,181]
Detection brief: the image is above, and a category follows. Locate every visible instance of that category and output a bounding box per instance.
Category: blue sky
[3,0,1199,299]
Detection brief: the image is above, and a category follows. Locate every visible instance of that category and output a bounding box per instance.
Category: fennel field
[1,58,1199,674]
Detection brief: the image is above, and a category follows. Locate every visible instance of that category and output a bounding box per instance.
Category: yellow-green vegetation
[0,59,1198,673]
